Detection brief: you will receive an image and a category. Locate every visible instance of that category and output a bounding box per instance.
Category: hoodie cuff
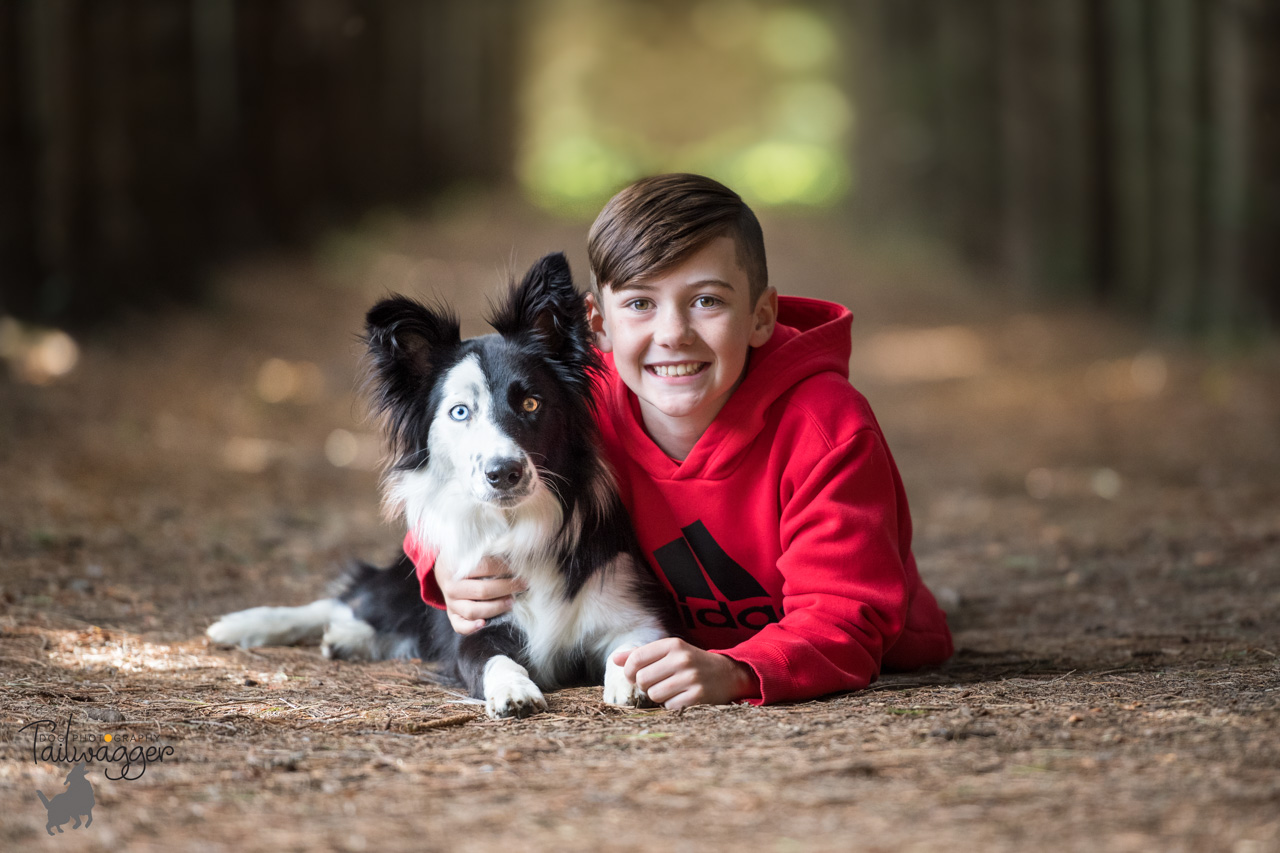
[403,532,445,610]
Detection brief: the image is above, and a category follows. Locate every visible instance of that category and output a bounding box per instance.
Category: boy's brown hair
[587,173,768,304]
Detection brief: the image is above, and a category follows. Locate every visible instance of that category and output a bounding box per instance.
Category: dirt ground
[2,195,1278,852]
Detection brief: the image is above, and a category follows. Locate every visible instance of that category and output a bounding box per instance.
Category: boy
[409,173,953,709]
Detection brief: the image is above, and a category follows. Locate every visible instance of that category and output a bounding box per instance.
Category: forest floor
[1,195,1278,852]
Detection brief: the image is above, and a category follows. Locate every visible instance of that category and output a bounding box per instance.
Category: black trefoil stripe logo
[652,521,779,631]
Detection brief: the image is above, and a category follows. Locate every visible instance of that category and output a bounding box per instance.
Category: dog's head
[365,253,600,508]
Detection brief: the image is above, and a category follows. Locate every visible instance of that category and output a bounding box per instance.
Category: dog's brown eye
[522,397,539,413]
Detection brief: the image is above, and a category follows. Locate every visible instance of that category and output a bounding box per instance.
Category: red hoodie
[408,296,953,704]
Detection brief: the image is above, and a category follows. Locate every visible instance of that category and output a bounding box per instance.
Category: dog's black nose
[485,458,526,490]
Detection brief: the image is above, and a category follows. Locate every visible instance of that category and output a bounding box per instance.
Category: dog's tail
[36,789,50,809]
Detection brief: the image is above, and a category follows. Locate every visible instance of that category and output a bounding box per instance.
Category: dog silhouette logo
[35,761,95,835]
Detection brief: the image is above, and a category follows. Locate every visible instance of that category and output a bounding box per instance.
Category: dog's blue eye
[449,405,470,421]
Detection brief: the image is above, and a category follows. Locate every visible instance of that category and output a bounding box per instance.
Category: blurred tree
[517,0,851,215]
[0,0,522,326]
[848,0,1280,335]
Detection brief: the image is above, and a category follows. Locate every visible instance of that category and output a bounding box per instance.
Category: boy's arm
[714,428,941,705]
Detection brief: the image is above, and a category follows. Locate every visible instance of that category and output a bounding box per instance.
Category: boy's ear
[585,291,613,353]
[489,252,599,378]
[749,287,779,348]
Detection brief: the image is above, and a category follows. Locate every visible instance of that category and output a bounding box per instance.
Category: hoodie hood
[602,296,853,481]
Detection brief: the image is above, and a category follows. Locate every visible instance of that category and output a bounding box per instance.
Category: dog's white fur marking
[430,354,531,504]
[206,599,342,648]
[483,655,547,719]
[388,354,564,582]
[511,553,666,689]
[603,635,659,707]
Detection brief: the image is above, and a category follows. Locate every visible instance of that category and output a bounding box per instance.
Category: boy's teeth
[652,363,703,377]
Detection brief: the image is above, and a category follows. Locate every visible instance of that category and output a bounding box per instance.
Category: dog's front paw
[483,656,547,719]
[603,672,650,707]
[603,654,652,707]
[486,677,547,719]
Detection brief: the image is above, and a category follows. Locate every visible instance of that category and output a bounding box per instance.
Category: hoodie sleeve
[713,428,911,705]
[403,532,447,610]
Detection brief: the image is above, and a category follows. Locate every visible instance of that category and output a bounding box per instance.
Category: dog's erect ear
[489,252,599,385]
[366,296,460,378]
[365,296,460,398]
[365,296,461,460]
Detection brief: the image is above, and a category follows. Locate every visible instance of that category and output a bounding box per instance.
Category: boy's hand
[611,638,757,710]
[436,556,526,635]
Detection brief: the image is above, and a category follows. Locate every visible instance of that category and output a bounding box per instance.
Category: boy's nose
[653,307,694,348]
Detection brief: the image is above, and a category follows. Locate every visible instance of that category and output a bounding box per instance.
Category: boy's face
[589,236,777,454]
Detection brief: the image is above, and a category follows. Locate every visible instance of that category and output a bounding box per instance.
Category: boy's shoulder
[773,369,882,451]
[745,296,881,449]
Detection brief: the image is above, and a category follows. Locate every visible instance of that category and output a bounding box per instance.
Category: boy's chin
[639,390,723,422]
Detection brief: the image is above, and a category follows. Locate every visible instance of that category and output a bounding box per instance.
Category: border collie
[207,253,671,718]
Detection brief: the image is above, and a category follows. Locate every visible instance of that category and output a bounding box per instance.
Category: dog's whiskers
[535,465,567,503]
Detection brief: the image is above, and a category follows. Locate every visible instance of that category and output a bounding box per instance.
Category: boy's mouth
[648,362,708,378]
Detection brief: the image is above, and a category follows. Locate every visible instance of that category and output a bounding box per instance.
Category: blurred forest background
[1,0,1277,338]
[2,4,1279,848]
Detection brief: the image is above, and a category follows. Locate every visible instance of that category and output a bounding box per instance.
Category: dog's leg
[456,623,547,719]
[334,554,459,664]
[602,628,668,707]
[206,599,341,648]
[319,602,377,661]
[481,656,547,719]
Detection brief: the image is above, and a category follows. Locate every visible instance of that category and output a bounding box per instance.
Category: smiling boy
[415,173,953,708]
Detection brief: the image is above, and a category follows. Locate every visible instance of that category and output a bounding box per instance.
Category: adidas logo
[652,521,780,631]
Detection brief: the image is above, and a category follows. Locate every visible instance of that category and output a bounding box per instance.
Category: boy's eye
[522,397,539,413]
[695,296,722,308]
[625,298,653,311]
[449,405,470,421]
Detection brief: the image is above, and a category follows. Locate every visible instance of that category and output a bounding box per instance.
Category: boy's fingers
[639,667,696,706]
[628,648,688,688]
[620,642,661,680]
[621,638,681,680]
[454,577,526,601]
[450,597,514,622]
[446,612,485,635]
[661,688,702,711]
